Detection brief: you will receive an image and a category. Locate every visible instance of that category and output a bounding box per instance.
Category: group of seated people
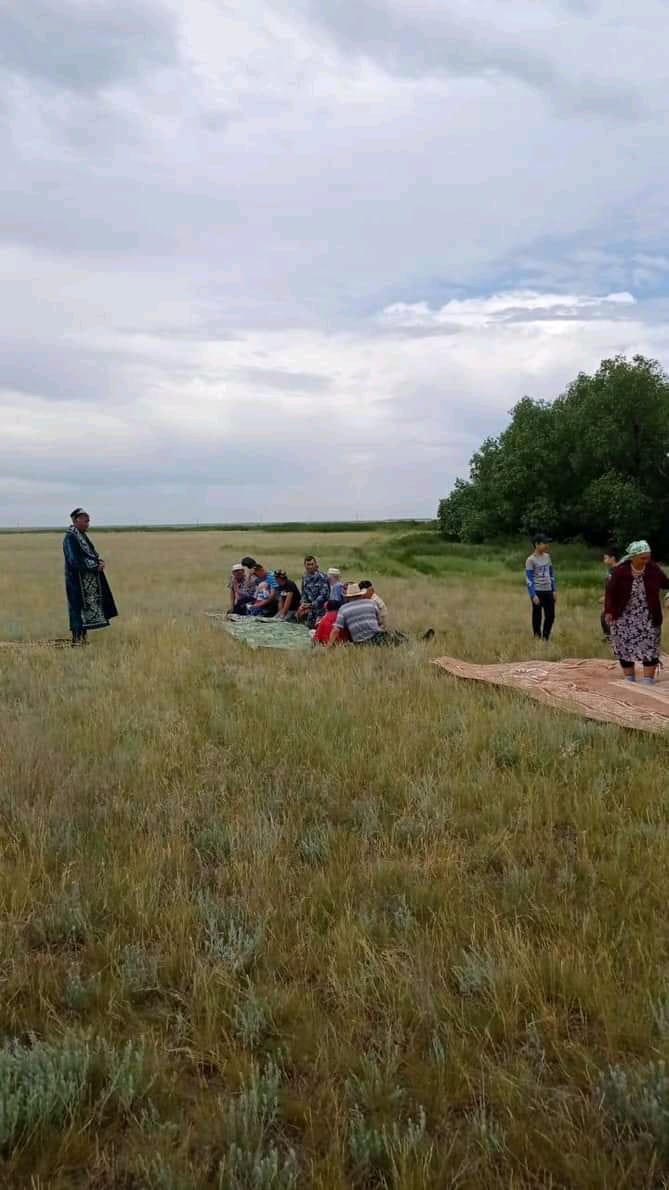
[227,554,396,646]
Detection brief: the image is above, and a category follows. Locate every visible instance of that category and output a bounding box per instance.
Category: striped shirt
[335,599,381,643]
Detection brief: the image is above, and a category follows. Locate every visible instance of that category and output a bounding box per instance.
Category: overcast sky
[2,0,669,526]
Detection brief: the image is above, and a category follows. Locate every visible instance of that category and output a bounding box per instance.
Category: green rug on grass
[205,613,313,651]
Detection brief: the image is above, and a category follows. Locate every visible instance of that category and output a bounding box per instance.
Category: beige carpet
[432,655,669,734]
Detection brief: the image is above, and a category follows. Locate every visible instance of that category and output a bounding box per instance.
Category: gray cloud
[1,0,669,526]
[234,368,332,393]
[0,340,127,402]
[292,0,646,117]
[0,0,177,91]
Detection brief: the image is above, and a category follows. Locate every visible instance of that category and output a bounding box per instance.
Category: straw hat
[327,567,341,576]
[231,563,244,571]
[344,582,365,598]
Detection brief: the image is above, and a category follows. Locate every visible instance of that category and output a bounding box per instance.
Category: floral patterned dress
[611,571,661,663]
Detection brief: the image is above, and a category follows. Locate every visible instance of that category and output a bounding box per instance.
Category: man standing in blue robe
[63,508,118,645]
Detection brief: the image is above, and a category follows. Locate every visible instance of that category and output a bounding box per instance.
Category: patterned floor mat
[205,613,313,651]
[433,654,669,735]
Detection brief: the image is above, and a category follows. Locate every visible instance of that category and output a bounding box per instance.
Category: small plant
[490,734,520,770]
[597,1061,669,1156]
[346,1052,405,1116]
[350,797,381,841]
[390,893,416,933]
[63,965,101,1014]
[95,1038,148,1112]
[0,1035,90,1151]
[218,1144,298,1189]
[137,1152,188,1190]
[503,865,533,906]
[469,1102,507,1155]
[217,1060,297,1188]
[298,823,332,865]
[347,1103,431,1184]
[119,942,160,1002]
[31,884,90,947]
[233,985,272,1049]
[520,1019,546,1073]
[650,992,669,1040]
[429,1030,448,1068]
[0,1034,150,1154]
[198,894,265,973]
[137,1099,180,1139]
[452,945,499,997]
[193,821,233,864]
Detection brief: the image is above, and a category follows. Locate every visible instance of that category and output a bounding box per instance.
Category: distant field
[0,518,432,535]
[1,528,668,1187]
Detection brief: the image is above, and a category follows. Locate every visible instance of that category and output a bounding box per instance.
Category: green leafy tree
[438,355,669,550]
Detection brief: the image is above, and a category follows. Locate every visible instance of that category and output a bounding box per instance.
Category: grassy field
[1,527,669,1188]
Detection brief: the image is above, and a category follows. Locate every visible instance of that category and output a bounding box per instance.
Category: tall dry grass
[1,529,669,1187]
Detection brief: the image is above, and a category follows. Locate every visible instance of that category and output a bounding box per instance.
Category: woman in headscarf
[604,540,669,684]
[63,509,118,645]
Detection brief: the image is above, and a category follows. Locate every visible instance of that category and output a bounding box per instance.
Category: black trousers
[532,591,555,640]
[618,656,659,669]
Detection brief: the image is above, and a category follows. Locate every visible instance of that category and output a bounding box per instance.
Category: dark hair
[532,532,551,545]
[304,555,317,564]
[326,599,340,612]
[604,545,621,560]
[70,507,86,520]
[241,556,257,568]
[358,580,373,590]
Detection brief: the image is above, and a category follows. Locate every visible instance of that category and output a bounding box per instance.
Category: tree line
[438,355,669,553]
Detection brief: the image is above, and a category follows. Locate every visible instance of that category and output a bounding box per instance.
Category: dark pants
[619,657,659,669]
[66,575,87,641]
[532,591,555,640]
[359,631,408,647]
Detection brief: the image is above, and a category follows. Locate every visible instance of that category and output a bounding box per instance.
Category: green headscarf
[621,540,651,564]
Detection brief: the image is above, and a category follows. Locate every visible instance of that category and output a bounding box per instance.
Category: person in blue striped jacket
[525,533,557,640]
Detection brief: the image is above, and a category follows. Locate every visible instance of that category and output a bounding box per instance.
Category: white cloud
[378,290,636,329]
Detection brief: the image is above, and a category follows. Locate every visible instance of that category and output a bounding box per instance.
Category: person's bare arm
[328,626,342,646]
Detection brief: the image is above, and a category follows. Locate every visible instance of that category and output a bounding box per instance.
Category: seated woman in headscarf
[604,539,669,684]
[63,508,118,645]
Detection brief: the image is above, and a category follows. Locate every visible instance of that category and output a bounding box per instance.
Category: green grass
[1,528,668,1186]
